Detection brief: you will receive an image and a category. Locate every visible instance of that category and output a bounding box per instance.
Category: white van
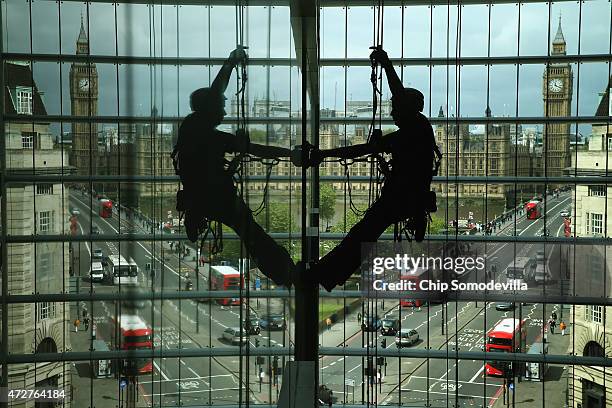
[91,262,105,282]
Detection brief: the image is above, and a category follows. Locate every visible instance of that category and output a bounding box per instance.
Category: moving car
[222,327,248,345]
[92,248,104,261]
[244,318,261,335]
[361,315,381,332]
[90,262,105,282]
[91,225,101,235]
[395,329,419,347]
[71,208,80,216]
[380,318,400,336]
[559,210,570,218]
[495,302,515,311]
[259,314,286,331]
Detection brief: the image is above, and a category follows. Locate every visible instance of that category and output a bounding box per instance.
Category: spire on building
[438,105,445,118]
[485,105,492,117]
[76,11,89,54]
[78,12,88,43]
[551,13,566,55]
[553,14,565,45]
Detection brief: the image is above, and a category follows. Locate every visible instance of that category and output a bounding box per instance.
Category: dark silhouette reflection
[307,47,440,292]
[172,47,298,287]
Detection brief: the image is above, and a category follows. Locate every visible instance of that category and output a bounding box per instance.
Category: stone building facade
[3,61,72,406]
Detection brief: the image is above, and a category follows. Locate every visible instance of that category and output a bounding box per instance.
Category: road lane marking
[400,388,497,400]
[143,387,240,397]
[153,361,170,381]
[468,365,485,383]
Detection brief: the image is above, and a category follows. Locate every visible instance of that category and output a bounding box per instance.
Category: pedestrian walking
[326,317,332,331]
[74,318,80,333]
[549,319,556,334]
[560,321,567,336]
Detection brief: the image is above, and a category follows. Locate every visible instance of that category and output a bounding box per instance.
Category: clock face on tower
[548,78,563,93]
[78,78,90,91]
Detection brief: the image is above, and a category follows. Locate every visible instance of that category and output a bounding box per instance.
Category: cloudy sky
[3,0,611,136]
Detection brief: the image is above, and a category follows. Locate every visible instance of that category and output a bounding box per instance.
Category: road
[69,188,573,406]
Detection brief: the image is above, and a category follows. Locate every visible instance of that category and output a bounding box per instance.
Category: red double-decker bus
[399,267,432,308]
[485,318,526,376]
[210,265,243,305]
[525,200,542,220]
[97,198,113,218]
[111,314,153,375]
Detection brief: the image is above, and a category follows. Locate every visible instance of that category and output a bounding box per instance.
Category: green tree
[429,214,447,234]
[319,183,336,230]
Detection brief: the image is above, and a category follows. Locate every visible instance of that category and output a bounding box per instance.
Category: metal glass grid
[0,0,611,407]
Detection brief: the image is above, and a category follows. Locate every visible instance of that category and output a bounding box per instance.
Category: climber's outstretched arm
[248,143,292,160]
[210,47,247,97]
[317,143,378,162]
[370,48,405,105]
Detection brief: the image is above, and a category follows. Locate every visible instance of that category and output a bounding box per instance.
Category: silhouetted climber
[172,47,298,288]
[307,47,440,292]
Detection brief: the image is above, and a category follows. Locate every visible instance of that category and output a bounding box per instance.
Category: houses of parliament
[69,19,574,206]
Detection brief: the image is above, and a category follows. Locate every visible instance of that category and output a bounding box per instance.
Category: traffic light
[256,356,265,365]
[255,338,260,348]
[381,338,386,348]
[376,357,385,366]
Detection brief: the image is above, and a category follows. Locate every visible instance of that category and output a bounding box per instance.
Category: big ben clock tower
[69,15,98,175]
[542,16,573,178]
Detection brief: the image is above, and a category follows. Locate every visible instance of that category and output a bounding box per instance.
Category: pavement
[69,324,128,407]
[490,321,571,408]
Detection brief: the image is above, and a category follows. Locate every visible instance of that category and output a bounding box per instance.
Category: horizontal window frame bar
[5,114,610,125]
[46,0,581,6]
[5,232,612,244]
[5,291,612,306]
[7,50,606,67]
[4,174,612,184]
[48,0,582,6]
[2,347,610,367]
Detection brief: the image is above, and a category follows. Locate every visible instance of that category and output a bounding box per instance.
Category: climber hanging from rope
[305,46,442,292]
[171,46,300,288]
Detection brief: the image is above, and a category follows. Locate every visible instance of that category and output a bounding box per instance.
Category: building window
[21,132,37,149]
[586,212,604,235]
[16,89,32,114]
[588,185,606,197]
[36,184,54,195]
[38,211,52,234]
[585,306,603,323]
[37,302,56,321]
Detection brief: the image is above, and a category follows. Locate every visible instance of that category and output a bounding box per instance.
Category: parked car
[380,318,400,336]
[244,317,261,335]
[495,302,515,311]
[361,315,381,332]
[395,329,419,348]
[92,248,104,261]
[259,314,286,331]
[559,210,570,218]
[223,327,248,345]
